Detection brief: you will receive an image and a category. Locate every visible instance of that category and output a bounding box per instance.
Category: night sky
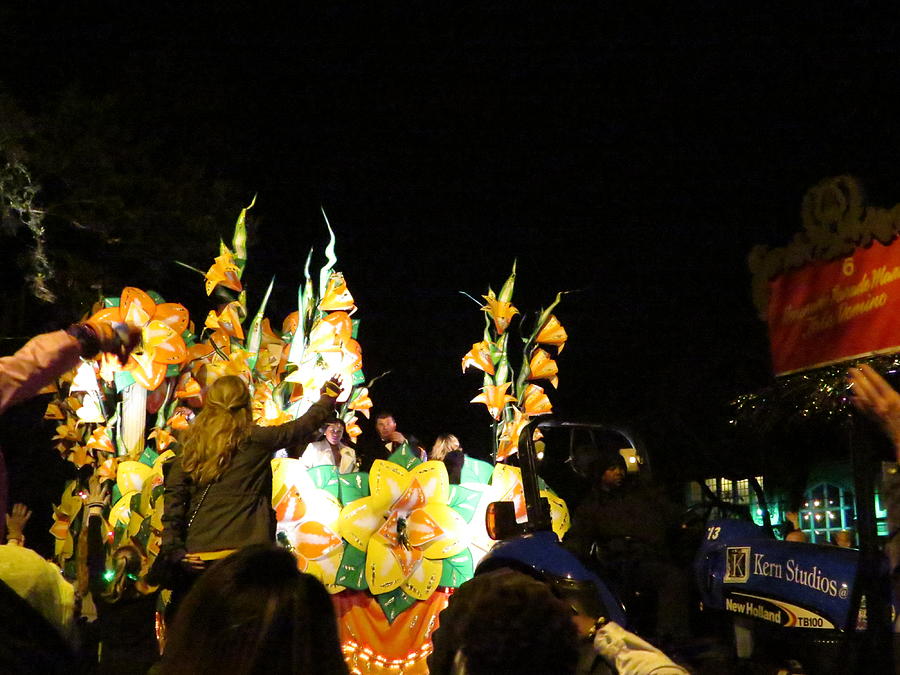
[3,4,900,488]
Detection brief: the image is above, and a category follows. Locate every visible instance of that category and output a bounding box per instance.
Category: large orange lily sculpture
[90,287,190,391]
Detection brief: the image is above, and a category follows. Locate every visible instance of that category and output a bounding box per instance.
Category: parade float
[43,204,571,673]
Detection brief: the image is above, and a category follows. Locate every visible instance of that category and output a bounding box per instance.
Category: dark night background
[2,4,900,548]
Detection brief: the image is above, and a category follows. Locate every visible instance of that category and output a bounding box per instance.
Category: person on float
[299,416,358,473]
[358,410,425,470]
[430,433,466,484]
[153,374,341,617]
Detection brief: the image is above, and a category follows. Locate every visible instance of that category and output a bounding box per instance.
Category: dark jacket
[160,398,332,557]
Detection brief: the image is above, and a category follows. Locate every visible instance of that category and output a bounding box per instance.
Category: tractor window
[799,483,856,544]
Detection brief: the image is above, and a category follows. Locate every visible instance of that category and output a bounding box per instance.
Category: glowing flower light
[481,290,519,335]
[522,383,553,416]
[338,460,468,601]
[535,314,567,353]
[320,272,356,313]
[90,287,190,391]
[204,250,243,296]
[204,301,245,340]
[470,382,516,420]
[528,348,559,388]
[461,340,495,375]
[348,388,373,418]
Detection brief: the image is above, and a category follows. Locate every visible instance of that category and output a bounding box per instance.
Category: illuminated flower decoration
[461,340,495,375]
[148,427,176,451]
[205,348,252,383]
[470,382,516,420]
[166,407,193,431]
[344,415,363,441]
[117,460,153,495]
[68,444,93,468]
[481,289,519,335]
[70,361,101,394]
[338,460,469,601]
[53,417,84,451]
[319,272,356,313]
[174,371,202,400]
[86,427,116,455]
[90,287,190,391]
[496,408,531,462]
[253,318,287,376]
[535,314,567,353]
[97,457,119,482]
[528,348,559,388]
[50,481,84,560]
[348,387,373,419]
[204,250,243,296]
[205,301,245,341]
[273,459,347,590]
[309,312,353,351]
[282,311,299,336]
[252,385,293,426]
[44,402,65,420]
[75,395,105,424]
[522,384,553,416]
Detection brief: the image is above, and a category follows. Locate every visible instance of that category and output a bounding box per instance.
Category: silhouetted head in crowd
[160,545,348,675]
[103,544,143,603]
[429,569,580,675]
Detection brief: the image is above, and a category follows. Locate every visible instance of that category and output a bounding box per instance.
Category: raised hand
[849,364,900,456]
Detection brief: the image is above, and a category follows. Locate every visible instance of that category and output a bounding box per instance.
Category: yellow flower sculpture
[338,460,469,601]
[91,287,190,390]
[51,481,84,560]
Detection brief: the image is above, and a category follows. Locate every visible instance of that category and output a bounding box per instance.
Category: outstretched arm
[848,364,900,457]
[0,321,139,415]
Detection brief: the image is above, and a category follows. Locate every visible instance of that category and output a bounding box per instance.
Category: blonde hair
[430,434,460,461]
[181,375,252,485]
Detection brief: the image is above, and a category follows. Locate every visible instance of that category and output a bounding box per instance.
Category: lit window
[798,483,855,545]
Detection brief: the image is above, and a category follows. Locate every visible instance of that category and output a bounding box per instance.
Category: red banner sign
[768,239,900,375]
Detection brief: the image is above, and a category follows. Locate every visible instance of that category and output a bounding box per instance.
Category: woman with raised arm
[153,374,341,616]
